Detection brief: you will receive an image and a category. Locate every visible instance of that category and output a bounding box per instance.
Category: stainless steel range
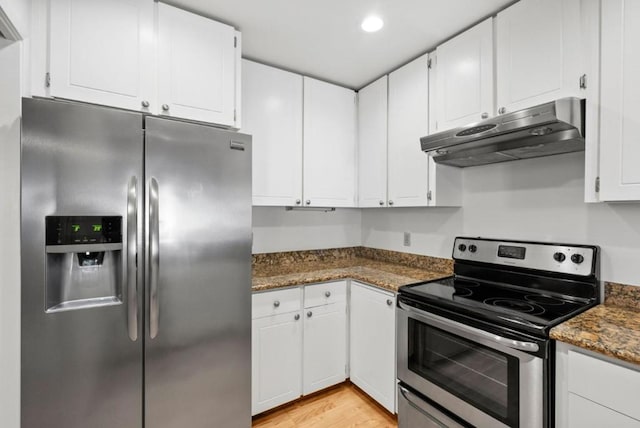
[396,237,600,428]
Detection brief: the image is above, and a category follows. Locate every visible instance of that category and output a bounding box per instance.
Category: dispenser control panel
[46,216,122,245]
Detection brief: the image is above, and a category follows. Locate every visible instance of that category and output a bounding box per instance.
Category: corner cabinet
[42,0,240,128]
[303,77,357,208]
[349,282,396,413]
[495,0,584,115]
[157,3,239,127]
[242,60,304,206]
[596,0,640,201]
[556,342,640,427]
[433,18,494,132]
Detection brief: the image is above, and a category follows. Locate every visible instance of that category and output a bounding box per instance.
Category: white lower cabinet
[252,310,303,416]
[251,288,303,416]
[302,302,347,395]
[556,342,640,427]
[349,282,396,413]
[252,281,347,415]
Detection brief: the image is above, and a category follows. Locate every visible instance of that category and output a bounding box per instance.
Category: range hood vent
[421,98,585,168]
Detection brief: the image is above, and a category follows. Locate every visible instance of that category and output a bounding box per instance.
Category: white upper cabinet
[303,77,357,208]
[388,53,430,207]
[242,60,303,206]
[49,0,155,112]
[45,0,240,127]
[496,0,583,114]
[434,18,494,131]
[157,3,238,127]
[358,76,388,208]
[598,0,640,201]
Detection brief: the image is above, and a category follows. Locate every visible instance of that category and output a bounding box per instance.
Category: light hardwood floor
[252,382,398,428]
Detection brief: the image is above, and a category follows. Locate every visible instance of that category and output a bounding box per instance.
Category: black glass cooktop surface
[400,276,591,326]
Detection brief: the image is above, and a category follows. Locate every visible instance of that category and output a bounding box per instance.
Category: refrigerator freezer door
[144,117,252,427]
[21,98,144,428]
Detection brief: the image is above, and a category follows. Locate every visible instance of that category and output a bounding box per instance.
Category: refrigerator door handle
[149,177,160,339]
[127,176,139,341]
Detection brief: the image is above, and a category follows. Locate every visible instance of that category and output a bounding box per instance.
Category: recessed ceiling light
[361,16,384,33]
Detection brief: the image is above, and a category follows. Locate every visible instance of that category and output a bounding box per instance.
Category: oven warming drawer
[398,384,466,428]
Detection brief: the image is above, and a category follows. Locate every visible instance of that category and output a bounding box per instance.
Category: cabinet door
[303,77,357,207]
[242,60,303,206]
[350,283,396,413]
[252,311,303,415]
[358,76,388,208]
[157,3,237,127]
[496,0,583,114]
[49,0,154,112]
[388,54,430,207]
[302,302,347,395]
[599,0,640,201]
[434,18,494,131]
[568,394,640,428]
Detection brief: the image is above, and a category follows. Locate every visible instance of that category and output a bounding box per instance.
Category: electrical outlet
[403,232,411,247]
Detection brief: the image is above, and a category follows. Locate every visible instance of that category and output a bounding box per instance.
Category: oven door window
[408,319,519,427]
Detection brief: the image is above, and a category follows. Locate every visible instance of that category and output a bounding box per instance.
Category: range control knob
[571,253,584,264]
[468,244,477,253]
[458,244,467,252]
[553,252,566,262]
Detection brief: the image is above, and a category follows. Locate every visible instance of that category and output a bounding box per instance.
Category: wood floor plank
[252,383,397,428]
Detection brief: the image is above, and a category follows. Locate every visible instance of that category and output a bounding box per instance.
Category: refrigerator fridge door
[21,98,144,428]
[144,117,252,427]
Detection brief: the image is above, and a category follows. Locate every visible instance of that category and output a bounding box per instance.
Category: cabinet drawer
[304,281,347,308]
[568,350,640,420]
[252,287,302,319]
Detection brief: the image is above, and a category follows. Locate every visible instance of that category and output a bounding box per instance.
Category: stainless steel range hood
[420,98,585,168]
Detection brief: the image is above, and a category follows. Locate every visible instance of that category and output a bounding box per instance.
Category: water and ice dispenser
[45,216,123,312]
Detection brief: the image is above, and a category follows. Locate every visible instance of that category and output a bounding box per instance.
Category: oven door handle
[399,302,540,353]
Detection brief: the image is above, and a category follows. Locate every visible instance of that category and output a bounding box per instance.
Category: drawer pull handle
[387,299,393,306]
[294,314,300,321]
[307,311,313,318]
[273,300,280,308]
[325,291,331,298]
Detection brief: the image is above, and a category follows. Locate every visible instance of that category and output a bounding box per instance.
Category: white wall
[361,152,640,286]
[0,38,22,428]
[252,207,362,253]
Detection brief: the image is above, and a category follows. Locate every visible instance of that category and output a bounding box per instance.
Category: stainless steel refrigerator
[21,97,252,428]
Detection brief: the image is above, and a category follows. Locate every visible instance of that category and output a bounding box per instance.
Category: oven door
[397,301,544,428]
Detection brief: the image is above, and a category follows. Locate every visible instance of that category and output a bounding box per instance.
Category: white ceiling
[166,0,516,89]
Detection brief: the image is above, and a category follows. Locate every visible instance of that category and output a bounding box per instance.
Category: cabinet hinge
[427,58,432,69]
[579,74,587,89]
[427,190,433,201]
[45,72,51,88]
[595,176,600,193]
[234,36,237,48]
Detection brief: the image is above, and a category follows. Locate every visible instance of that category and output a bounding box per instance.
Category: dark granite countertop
[252,247,453,293]
[550,282,640,366]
